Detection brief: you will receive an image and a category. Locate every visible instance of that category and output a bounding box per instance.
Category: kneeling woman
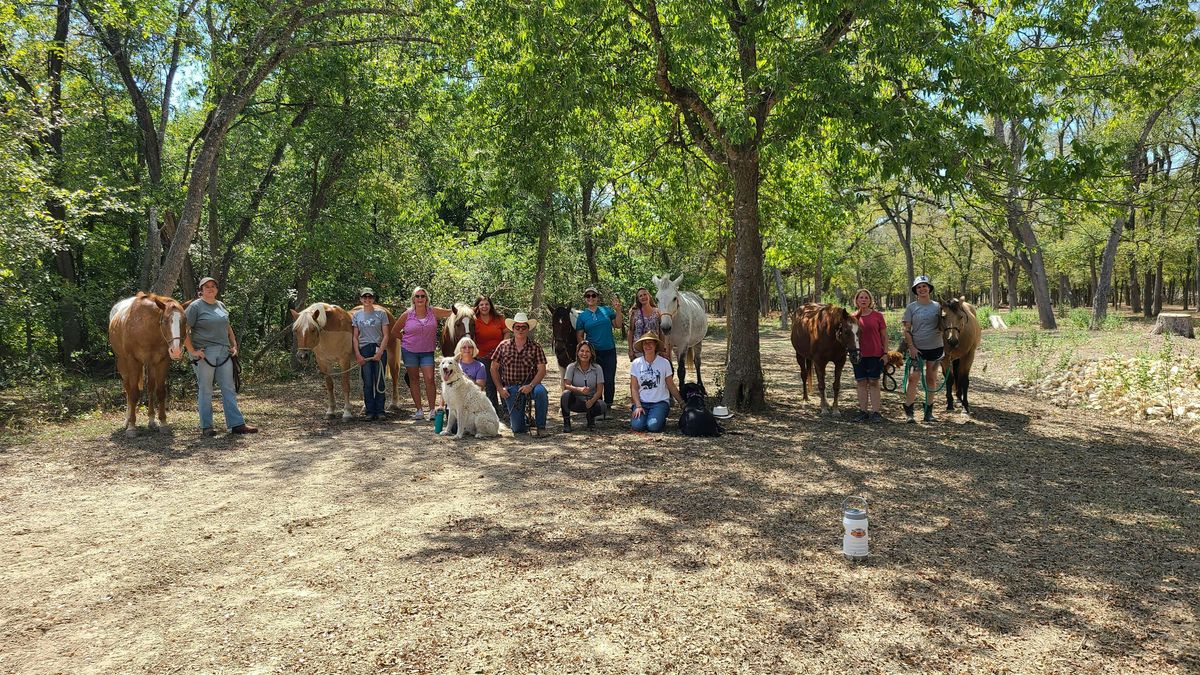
[560,341,606,432]
[629,331,681,433]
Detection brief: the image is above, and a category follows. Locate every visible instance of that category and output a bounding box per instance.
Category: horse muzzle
[295,349,312,364]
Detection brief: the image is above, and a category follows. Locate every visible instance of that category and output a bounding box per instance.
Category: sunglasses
[513,324,529,330]
[361,295,375,299]
[584,293,598,298]
[414,294,427,299]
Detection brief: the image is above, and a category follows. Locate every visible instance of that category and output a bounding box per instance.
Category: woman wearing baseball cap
[184,277,258,436]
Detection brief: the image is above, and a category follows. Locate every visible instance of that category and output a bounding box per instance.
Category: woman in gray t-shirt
[184,277,257,436]
[900,275,942,424]
[560,341,606,432]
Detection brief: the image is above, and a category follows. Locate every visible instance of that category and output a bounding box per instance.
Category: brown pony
[790,303,861,415]
[939,297,981,415]
[291,303,401,418]
[108,292,187,436]
[439,303,476,357]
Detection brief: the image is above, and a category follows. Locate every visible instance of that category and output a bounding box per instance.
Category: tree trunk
[1004,260,1018,309]
[529,190,553,315]
[1153,258,1164,316]
[579,174,600,285]
[990,258,1000,308]
[46,0,84,363]
[773,266,788,330]
[1149,313,1194,338]
[1058,273,1072,310]
[724,155,765,410]
[812,246,824,305]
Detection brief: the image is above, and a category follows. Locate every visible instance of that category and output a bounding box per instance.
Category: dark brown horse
[549,304,578,371]
[108,292,187,436]
[939,297,981,415]
[790,303,861,415]
[439,303,476,357]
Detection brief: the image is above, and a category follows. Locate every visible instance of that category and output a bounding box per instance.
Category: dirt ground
[1,319,1197,673]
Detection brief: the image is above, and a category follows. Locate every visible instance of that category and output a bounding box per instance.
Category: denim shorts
[852,356,883,381]
[401,348,435,368]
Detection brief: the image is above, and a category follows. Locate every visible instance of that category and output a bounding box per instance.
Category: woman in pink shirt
[851,288,888,423]
[389,286,453,420]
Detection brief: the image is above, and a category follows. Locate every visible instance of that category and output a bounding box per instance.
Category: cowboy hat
[505,312,539,331]
[911,275,934,293]
[712,405,734,420]
[633,331,664,351]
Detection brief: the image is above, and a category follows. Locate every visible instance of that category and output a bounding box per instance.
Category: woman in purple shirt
[389,286,453,420]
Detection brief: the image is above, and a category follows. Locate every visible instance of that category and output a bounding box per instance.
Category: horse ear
[152,296,168,311]
[289,309,299,319]
[651,274,660,287]
[672,273,684,287]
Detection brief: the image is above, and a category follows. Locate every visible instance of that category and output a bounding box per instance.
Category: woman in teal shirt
[574,286,623,409]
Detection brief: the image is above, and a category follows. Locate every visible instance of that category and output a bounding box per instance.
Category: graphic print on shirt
[637,362,662,391]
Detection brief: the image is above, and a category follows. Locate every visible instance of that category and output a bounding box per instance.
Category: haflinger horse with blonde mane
[939,297,982,416]
[108,292,187,436]
[291,303,401,419]
[439,303,476,357]
[654,273,708,386]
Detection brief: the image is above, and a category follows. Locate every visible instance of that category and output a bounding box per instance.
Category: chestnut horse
[108,292,187,436]
[549,304,579,371]
[939,297,981,415]
[790,303,861,415]
[439,303,476,357]
[291,303,400,418]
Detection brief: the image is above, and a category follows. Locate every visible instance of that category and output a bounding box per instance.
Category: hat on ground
[505,311,539,331]
[358,287,376,298]
[197,276,218,289]
[712,405,734,419]
[911,275,934,293]
[633,331,664,352]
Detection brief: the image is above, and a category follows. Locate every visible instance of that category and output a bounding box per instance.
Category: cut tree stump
[1149,313,1195,338]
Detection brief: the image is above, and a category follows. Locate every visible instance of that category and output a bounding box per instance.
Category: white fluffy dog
[438,357,500,439]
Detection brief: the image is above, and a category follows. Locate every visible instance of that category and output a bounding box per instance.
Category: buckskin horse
[939,297,981,416]
[108,292,187,436]
[654,274,708,386]
[790,303,861,415]
[291,303,401,418]
[549,304,579,371]
[439,303,476,357]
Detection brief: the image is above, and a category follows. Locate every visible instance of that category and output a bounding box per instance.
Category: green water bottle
[433,407,445,433]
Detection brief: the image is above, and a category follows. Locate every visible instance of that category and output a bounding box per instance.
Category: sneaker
[903,404,915,424]
[923,405,935,423]
[413,409,425,420]
[562,419,572,433]
[230,424,258,434]
[851,410,869,423]
[868,412,885,423]
[201,427,217,437]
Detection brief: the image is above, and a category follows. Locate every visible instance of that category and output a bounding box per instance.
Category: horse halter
[940,312,961,345]
[158,305,185,350]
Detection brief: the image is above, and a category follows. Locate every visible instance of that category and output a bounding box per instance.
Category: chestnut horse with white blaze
[108,292,187,436]
[791,303,861,415]
[291,303,401,418]
[939,297,981,416]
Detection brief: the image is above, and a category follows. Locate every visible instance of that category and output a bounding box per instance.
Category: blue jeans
[504,384,548,432]
[194,344,245,430]
[630,400,670,432]
[597,348,618,407]
[359,343,387,415]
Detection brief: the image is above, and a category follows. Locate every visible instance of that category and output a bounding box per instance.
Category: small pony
[677,382,723,437]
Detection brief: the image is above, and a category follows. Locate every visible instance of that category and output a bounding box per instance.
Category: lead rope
[900,355,949,397]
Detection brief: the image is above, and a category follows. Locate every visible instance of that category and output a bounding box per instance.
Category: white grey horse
[653,273,708,387]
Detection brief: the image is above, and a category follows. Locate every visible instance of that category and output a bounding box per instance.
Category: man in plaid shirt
[489,311,549,437]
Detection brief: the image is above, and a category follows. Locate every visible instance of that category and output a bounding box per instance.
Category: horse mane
[134,291,183,309]
[295,302,330,331]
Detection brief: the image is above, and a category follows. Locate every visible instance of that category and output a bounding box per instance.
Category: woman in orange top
[472,294,510,415]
